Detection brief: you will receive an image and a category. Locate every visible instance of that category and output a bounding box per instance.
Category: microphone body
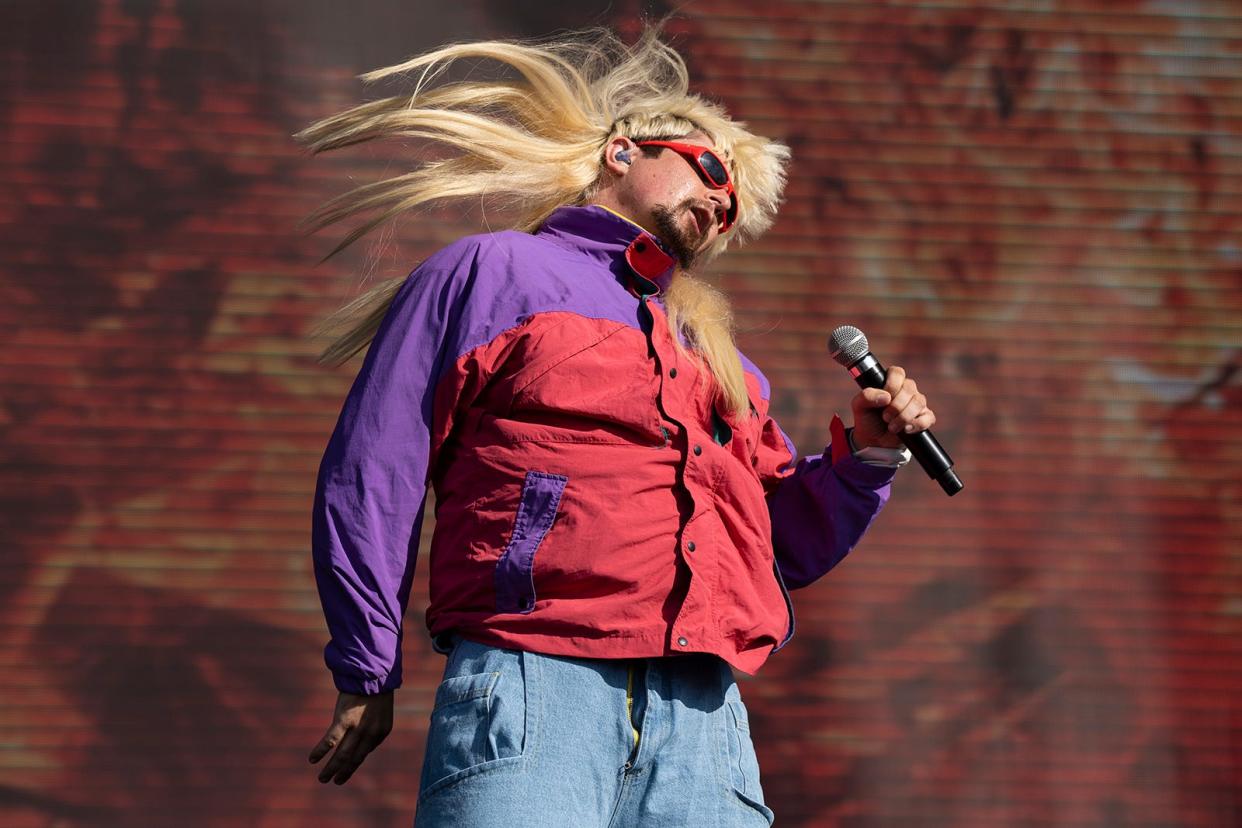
[830,327,963,496]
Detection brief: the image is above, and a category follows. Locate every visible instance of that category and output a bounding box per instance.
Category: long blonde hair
[295,26,788,417]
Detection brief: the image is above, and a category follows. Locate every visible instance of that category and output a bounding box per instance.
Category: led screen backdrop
[1,0,1239,825]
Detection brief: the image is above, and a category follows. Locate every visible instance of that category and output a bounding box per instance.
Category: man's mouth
[688,203,715,240]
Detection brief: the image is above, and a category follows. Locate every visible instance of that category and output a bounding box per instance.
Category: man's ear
[602,136,639,176]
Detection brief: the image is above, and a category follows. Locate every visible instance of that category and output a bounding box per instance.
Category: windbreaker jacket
[312,205,898,695]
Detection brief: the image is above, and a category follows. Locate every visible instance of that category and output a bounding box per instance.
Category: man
[298,28,933,826]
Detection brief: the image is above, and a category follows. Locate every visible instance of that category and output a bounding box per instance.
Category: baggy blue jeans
[412,635,776,827]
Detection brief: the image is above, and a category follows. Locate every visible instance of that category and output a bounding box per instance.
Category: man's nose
[704,188,729,220]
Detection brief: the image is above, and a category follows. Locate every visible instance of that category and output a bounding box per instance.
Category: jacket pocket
[494,471,568,613]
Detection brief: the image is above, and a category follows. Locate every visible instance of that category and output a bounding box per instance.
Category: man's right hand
[309,690,394,784]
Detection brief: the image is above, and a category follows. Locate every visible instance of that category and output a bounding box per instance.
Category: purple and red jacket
[311,205,897,695]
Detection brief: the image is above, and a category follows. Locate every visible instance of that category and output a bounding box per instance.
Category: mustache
[674,197,714,247]
[652,197,717,270]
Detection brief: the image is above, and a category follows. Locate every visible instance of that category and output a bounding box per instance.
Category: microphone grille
[828,325,869,367]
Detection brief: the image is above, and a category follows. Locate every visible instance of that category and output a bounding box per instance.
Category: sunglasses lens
[698,152,730,187]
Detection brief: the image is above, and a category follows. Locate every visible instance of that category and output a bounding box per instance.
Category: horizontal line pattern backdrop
[1,0,1238,826]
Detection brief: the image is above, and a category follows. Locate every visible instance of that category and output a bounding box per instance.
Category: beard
[652,198,711,270]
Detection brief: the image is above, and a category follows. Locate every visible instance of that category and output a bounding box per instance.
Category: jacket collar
[536,204,678,295]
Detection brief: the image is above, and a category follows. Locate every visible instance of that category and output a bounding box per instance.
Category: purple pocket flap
[494,471,568,614]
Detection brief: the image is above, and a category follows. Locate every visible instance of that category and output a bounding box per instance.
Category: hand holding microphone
[829,325,963,496]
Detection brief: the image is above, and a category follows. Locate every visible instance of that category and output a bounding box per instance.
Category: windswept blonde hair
[295,26,788,417]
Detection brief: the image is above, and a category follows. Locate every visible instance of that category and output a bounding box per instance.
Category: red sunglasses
[634,140,738,232]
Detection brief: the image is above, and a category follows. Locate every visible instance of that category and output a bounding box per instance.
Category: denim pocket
[494,471,568,613]
[725,699,775,824]
[418,663,527,802]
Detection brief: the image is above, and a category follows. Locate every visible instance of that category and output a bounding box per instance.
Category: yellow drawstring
[626,663,640,748]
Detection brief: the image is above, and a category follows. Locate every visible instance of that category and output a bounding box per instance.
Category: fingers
[882,364,906,399]
[855,387,892,409]
[311,694,394,785]
[892,403,935,434]
[911,405,936,430]
[878,366,935,435]
[886,391,932,434]
[319,717,392,785]
[848,365,937,451]
[309,718,349,765]
[316,726,373,785]
[883,367,914,423]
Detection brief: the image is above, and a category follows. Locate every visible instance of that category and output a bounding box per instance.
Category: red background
[2,1,1239,825]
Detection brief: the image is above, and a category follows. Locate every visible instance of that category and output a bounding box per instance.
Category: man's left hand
[850,365,936,450]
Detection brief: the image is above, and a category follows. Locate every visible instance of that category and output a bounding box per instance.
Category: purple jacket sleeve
[762,414,898,590]
[311,240,482,695]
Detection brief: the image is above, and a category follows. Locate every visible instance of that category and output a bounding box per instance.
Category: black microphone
[828,325,963,496]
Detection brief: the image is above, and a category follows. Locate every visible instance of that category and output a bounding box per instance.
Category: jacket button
[686,540,696,552]
[669,367,678,378]
[677,636,689,647]
[693,445,702,456]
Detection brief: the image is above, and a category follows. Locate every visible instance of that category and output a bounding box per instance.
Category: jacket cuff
[829,414,900,488]
[332,670,400,697]
[846,427,912,468]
